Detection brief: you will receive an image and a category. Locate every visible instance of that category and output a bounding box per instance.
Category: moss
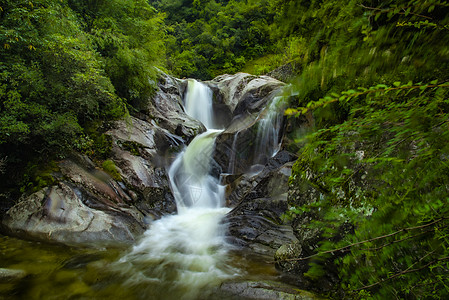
[101,160,121,181]
[20,161,59,194]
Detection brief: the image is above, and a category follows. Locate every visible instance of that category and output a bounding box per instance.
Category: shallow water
[0,233,282,299]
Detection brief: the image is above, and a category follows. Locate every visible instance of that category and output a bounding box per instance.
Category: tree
[284,0,449,298]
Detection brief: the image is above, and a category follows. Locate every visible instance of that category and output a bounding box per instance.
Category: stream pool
[0,234,283,299]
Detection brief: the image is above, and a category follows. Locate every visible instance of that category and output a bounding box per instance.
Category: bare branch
[354,256,449,291]
[277,218,446,262]
[358,4,433,20]
[362,229,434,252]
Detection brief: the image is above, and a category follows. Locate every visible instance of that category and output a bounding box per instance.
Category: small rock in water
[0,268,27,281]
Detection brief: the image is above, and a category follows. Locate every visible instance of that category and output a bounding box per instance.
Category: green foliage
[286,0,449,298]
[0,0,165,198]
[81,0,166,108]
[153,0,277,79]
[0,0,115,158]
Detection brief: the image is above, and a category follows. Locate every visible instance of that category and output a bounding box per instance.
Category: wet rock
[1,182,143,247]
[141,73,205,140]
[106,116,177,217]
[225,152,298,258]
[210,73,285,174]
[0,268,27,296]
[208,73,284,114]
[219,280,323,300]
[0,268,27,282]
[274,241,305,273]
[225,151,296,207]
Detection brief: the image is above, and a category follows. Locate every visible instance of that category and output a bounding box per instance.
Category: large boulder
[207,73,284,114]
[225,151,298,258]
[219,280,322,300]
[209,73,286,174]
[105,116,178,218]
[138,72,205,141]
[1,181,142,247]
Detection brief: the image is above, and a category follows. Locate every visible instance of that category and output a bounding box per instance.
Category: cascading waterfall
[115,79,287,299]
[169,129,224,211]
[254,96,285,164]
[227,131,239,174]
[117,80,234,299]
[184,79,215,129]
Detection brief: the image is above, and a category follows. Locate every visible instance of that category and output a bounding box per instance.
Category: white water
[185,79,215,129]
[227,131,240,174]
[168,129,225,212]
[254,96,285,163]
[118,79,234,299]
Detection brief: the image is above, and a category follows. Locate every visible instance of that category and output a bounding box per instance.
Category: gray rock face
[0,268,27,296]
[219,280,322,300]
[139,73,205,141]
[209,73,286,174]
[208,73,284,114]
[0,268,27,281]
[105,116,177,218]
[225,151,298,258]
[2,182,141,246]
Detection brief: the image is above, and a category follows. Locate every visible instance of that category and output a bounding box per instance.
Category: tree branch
[354,256,449,291]
[358,4,433,20]
[362,229,434,252]
[277,218,446,262]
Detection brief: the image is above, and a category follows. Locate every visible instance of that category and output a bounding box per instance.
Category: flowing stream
[254,96,285,162]
[116,80,236,299]
[0,80,289,300]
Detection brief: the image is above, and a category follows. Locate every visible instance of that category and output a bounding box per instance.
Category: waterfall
[118,79,234,299]
[184,79,215,129]
[172,79,225,212]
[227,131,239,174]
[168,129,224,212]
[254,96,285,164]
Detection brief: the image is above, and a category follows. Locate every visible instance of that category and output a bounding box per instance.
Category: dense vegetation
[149,0,278,79]
[280,0,449,299]
[1,0,448,298]
[0,0,165,199]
